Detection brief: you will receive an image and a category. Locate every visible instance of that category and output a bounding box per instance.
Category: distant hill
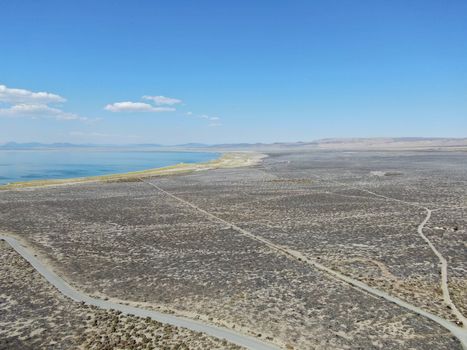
[2,138,466,151]
[0,142,162,150]
[175,143,210,148]
[311,137,467,150]
[0,142,88,149]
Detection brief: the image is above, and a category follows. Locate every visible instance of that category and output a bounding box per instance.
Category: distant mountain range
[1,138,467,151]
[0,142,162,149]
[308,137,467,150]
[0,141,209,149]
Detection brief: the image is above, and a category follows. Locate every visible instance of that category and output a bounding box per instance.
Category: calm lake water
[0,150,219,185]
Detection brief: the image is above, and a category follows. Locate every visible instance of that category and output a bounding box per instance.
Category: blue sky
[1,0,466,144]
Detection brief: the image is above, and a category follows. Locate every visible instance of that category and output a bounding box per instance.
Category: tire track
[142,179,467,348]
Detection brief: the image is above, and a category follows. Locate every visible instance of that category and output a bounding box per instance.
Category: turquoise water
[0,150,219,185]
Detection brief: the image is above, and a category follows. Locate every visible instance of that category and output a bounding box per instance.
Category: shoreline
[0,151,266,190]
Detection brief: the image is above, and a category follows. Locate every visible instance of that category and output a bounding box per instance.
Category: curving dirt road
[302,173,467,329]
[142,179,467,349]
[418,208,467,327]
[0,235,279,350]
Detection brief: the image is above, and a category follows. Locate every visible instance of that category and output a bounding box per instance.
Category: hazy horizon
[2,136,467,148]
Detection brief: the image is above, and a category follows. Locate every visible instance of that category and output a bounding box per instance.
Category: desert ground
[0,240,242,350]
[1,149,466,349]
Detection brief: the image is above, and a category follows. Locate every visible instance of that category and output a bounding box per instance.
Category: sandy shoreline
[0,151,266,190]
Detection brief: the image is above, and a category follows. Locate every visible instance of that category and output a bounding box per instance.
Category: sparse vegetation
[0,150,465,349]
[0,241,242,349]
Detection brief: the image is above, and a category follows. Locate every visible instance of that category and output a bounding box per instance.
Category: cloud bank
[104,101,175,113]
[0,104,85,121]
[142,95,182,105]
[104,94,220,126]
[200,115,220,121]
[0,83,87,121]
[0,84,65,104]
[105,95,181,113]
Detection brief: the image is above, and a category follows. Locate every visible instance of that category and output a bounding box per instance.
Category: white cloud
[200,114,220,121]
[186,112,222,125]
[0,83,90,122]
[143,95,182,105]
[0,103,87,121]
[0,84,65,104]
[105,95,221,128]
[104,101,175,113]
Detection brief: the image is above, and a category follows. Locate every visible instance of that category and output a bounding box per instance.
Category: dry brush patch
[0,241,242,350]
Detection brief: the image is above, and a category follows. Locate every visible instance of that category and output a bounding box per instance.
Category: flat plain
[1,150,466,349]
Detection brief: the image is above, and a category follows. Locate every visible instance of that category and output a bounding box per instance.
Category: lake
[0,149,219,185]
